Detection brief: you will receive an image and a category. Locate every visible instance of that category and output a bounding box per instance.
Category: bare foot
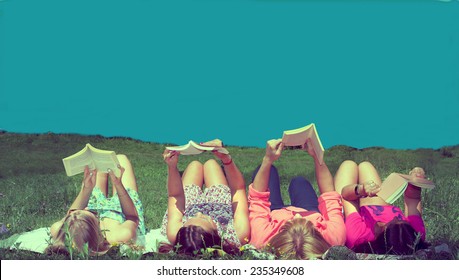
[405,167,425,199]
[409,167,426,179]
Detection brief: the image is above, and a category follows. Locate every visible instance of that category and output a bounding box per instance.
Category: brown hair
[159,225,239,256]
[268,218,331,260]
[354,218,429,255]
[45,210,110,256]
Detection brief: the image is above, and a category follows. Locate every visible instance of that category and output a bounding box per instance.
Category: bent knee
[358,161,375,170]
[116,154,130,164]
[188,160,203,168]
[340,160,357,169]
[290,176,311,187]
[203,158,219,167]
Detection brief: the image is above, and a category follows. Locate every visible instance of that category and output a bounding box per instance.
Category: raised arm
[253,139,284,193]
[303,139,334,194]
[69,166,97,211]
[201,139,246,192]
[106,155,140,243]
[203,138,250,244]
[51,166,97,238]
[108,168,139,224]
[222,154,251,243]
[163,149,185,244]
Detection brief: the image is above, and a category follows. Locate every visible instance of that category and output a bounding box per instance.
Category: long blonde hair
[268,218,331,260]
[46,210,110,255]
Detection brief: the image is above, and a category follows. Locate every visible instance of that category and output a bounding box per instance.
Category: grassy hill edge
[1,131,458,259]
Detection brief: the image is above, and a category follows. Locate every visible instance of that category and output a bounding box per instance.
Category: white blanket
[0,227,169,254]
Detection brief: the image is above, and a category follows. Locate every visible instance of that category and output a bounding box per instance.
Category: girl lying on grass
[159,139,250,256]
[335,160,429,255]
[248,139,346,259]
[46,154,145,256]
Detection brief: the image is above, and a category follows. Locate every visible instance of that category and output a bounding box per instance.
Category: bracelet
[354,184,360,196]
[222,157,233,165]
[354,184,367,198]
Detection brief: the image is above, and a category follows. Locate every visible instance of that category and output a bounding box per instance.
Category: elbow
[230,182,246,191]
[116,228,137,244]
[126,214,140,227]
[236,224,251,245]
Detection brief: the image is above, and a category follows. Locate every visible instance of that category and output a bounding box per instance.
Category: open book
[166,140,229,156]
[281,123,325,165]
[62,143,121,177]
[377,173,435,203]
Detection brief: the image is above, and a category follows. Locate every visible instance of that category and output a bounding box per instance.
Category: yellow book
[166,140,229,156]
[281,123,325,165]
[62,143,120,177]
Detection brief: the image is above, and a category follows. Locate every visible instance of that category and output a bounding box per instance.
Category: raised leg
[358,161,383,186]
[252,164,285,211]
[203,159,228,188]
[288,176,319,212]
[95,172,108,197]
[113,154,138,194]
[182,160,204,187]
[334,160,359,218]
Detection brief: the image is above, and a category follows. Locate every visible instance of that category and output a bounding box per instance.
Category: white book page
[166,141,204,155]
[63,148,94,176]
[91,151,120,176]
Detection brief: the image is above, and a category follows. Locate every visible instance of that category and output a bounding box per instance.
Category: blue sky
[1,0,458,149]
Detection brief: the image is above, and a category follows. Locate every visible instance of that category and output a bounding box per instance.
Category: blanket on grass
[0,227,168,255]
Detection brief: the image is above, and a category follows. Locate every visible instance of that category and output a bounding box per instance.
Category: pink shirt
[345,205,426,249]
[248,184,346,249]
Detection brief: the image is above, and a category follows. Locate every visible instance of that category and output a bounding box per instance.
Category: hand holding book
[83,166,97,190]
[303,139,318,159]
[163,149,179,167]
[199,139,231,164]
[377,168,435,203]
[166,140,229,156]
[62,144,121,177]
[264,139,284,164]
[281,123,325,165]
[107,165,125,189]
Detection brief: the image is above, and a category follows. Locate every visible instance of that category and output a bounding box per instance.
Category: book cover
[62,143,120,177]
[377,173,435,203]
[281,123,325,164]
[166,140,229,156]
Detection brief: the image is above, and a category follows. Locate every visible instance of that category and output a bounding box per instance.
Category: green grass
[0,131,458,259]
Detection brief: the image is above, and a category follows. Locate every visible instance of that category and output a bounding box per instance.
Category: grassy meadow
[0,131,458,260]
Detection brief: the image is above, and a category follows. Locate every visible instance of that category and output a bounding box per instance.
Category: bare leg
[334,160,359,218]
[95,172,109,197]
[358,161,388,206]
[113,154,138,195]
[182,161,204,187]
[358,161,383,186]
[203,159,228,188]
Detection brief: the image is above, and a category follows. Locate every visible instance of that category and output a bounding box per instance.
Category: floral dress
[87,188,146,237]
[160,184,241,248]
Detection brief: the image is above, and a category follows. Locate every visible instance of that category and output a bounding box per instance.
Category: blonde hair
[46,210,109,255]
[268,218,331,260]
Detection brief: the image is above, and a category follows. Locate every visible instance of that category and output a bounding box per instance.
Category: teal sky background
[1,0,458,150]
